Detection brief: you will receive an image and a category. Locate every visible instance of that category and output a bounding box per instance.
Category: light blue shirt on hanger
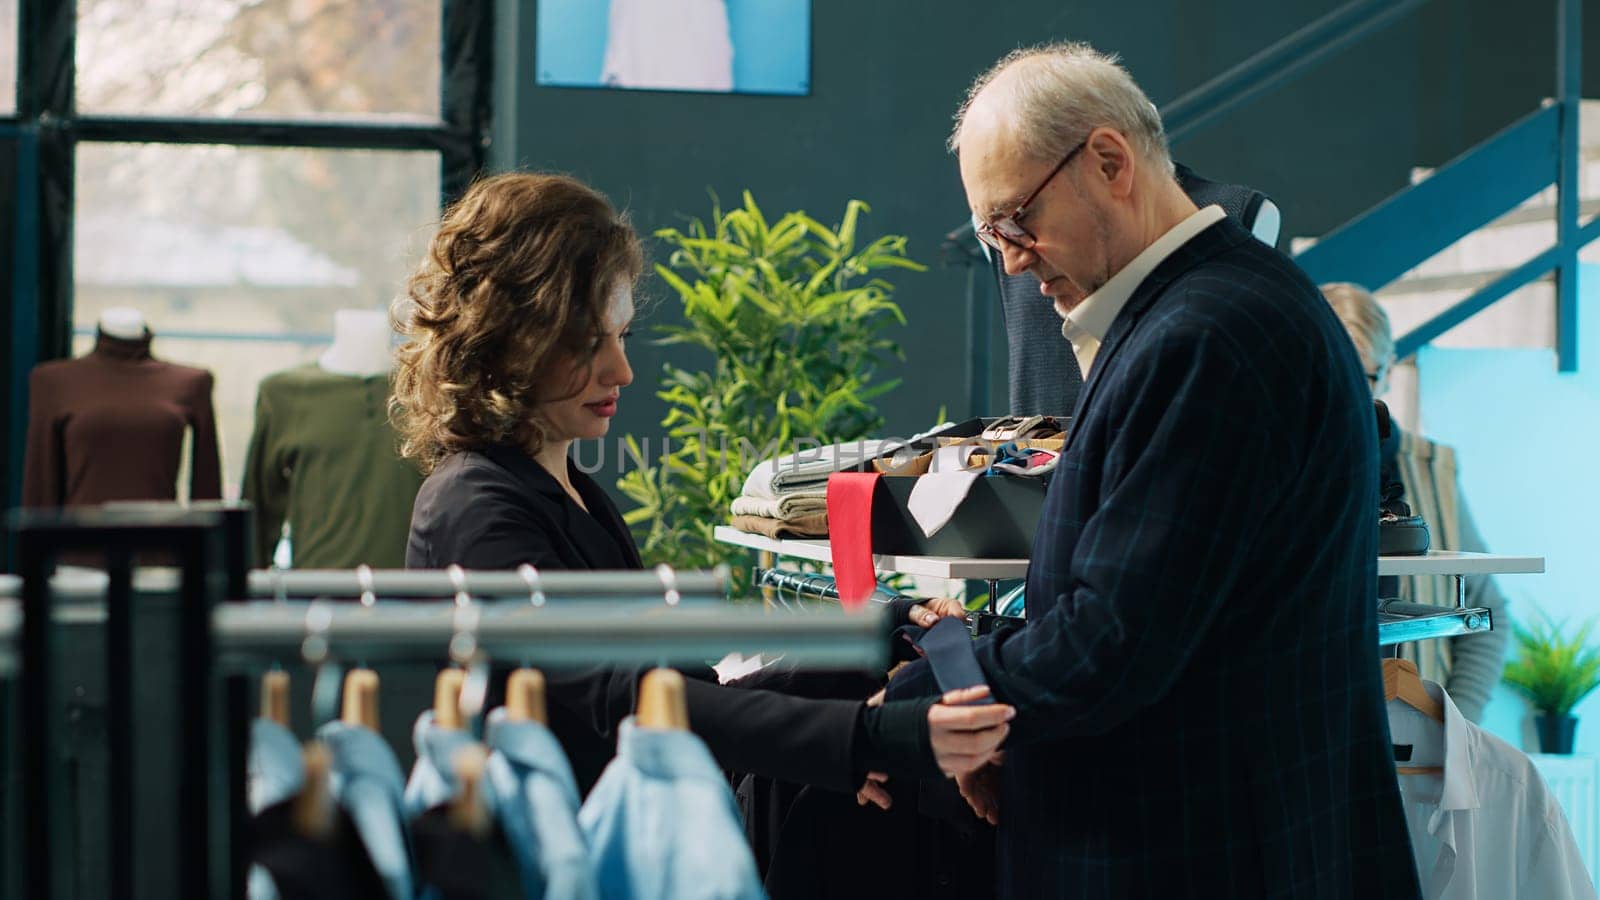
[317,720,417,900]
[484,707,598,900]
[579,717,765,900]
[403,709,485,818]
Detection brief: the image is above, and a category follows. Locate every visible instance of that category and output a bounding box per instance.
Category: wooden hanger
[636,668,688,730]
[434,668,465,730]
[1383,659,1444,721]
[260,670,290,727]
[341,669,381,730]
[448,745,492,839]
[1382,659,1444,775]
[507,668,547,725]
[293,742,336,841]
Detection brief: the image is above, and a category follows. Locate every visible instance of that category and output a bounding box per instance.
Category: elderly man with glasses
[857,42,1422,898]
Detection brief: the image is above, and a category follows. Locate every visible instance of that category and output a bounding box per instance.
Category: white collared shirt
[1059,204,1227,377]
[1388,681,1596,899]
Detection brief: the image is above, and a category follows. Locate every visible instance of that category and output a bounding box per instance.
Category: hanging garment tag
[827,472,882,609]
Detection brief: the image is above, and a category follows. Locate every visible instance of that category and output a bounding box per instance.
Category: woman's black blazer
[407,443,872,795]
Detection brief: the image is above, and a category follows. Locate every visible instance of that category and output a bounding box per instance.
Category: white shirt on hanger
[1388,680,1597,899]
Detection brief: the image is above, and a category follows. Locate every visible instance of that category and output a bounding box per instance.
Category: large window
[0,0,488,534]
[75,0,441,120]
[73,143,440,492]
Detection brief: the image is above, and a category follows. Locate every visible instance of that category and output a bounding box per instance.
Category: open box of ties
[830,417,1066,559]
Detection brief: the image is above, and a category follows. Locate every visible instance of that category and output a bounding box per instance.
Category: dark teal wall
[492,0,1600,488]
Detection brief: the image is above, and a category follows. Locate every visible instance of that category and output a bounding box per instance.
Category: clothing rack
[725,528,1546,646]
[4,505,891,899]
[210,606,883,898]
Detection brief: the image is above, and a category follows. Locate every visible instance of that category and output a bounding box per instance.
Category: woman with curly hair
[391,172,1012,813]
[397,171,642,570]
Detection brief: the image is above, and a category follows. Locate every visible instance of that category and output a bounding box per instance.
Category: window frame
[1,0,493,569]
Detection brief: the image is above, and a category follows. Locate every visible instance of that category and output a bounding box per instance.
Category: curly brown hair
[391,172,644,472]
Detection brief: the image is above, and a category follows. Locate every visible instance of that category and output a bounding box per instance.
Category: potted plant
[617,192,924,596]
[1502,608,1600,754]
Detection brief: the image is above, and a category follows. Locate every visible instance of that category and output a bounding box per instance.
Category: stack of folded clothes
[729,440,895,539]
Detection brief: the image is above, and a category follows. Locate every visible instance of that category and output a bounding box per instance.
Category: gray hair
[950,42,1173,177]
[1321,282,1396,369]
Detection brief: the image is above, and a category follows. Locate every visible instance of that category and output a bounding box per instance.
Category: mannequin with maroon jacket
[22,307,222,509]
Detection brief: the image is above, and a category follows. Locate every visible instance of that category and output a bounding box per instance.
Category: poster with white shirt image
[537,0,810,95]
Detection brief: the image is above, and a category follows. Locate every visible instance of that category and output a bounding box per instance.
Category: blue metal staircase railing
[1292,104,1560,295]
[1297,0,1588,370]
[1162,0,1427,145]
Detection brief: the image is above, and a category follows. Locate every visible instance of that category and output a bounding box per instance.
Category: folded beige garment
[729,512,829,539]
[729,493,828,520]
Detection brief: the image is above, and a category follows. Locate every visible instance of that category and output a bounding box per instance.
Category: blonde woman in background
[1322,281,1509,722]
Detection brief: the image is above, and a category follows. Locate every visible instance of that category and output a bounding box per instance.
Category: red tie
[827,472,882,609]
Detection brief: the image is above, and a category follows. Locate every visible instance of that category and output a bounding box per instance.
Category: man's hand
[928,685,1013,777]
[856,771,892,810]
[956,753,1004,825]
[907,596,969,629]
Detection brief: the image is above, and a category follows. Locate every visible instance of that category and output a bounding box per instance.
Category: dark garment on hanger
[250,798,389,900]
[411,807,523,900]
[994,248,1084,418]
[405,443,864,798]
[242,364,423,569]
[22,328,222,508]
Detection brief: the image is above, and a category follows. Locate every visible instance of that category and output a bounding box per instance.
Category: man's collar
[1062,204,1227,342]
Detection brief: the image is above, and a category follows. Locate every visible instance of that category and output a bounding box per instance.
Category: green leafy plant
[1502,608,1600,718]
[617,192,925,595]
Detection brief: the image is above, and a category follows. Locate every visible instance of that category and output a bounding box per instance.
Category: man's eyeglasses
[974,138,1089,253]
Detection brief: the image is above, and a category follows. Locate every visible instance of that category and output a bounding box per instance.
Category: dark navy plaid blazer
[904,218,1421,898]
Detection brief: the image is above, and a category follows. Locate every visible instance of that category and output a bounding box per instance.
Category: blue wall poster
[536,0,811,96]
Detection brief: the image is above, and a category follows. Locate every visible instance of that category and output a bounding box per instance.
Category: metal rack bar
[247,565,729,602]
[213,600,889,670]
[0,564,732,606]
[1378,603,1493,646]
